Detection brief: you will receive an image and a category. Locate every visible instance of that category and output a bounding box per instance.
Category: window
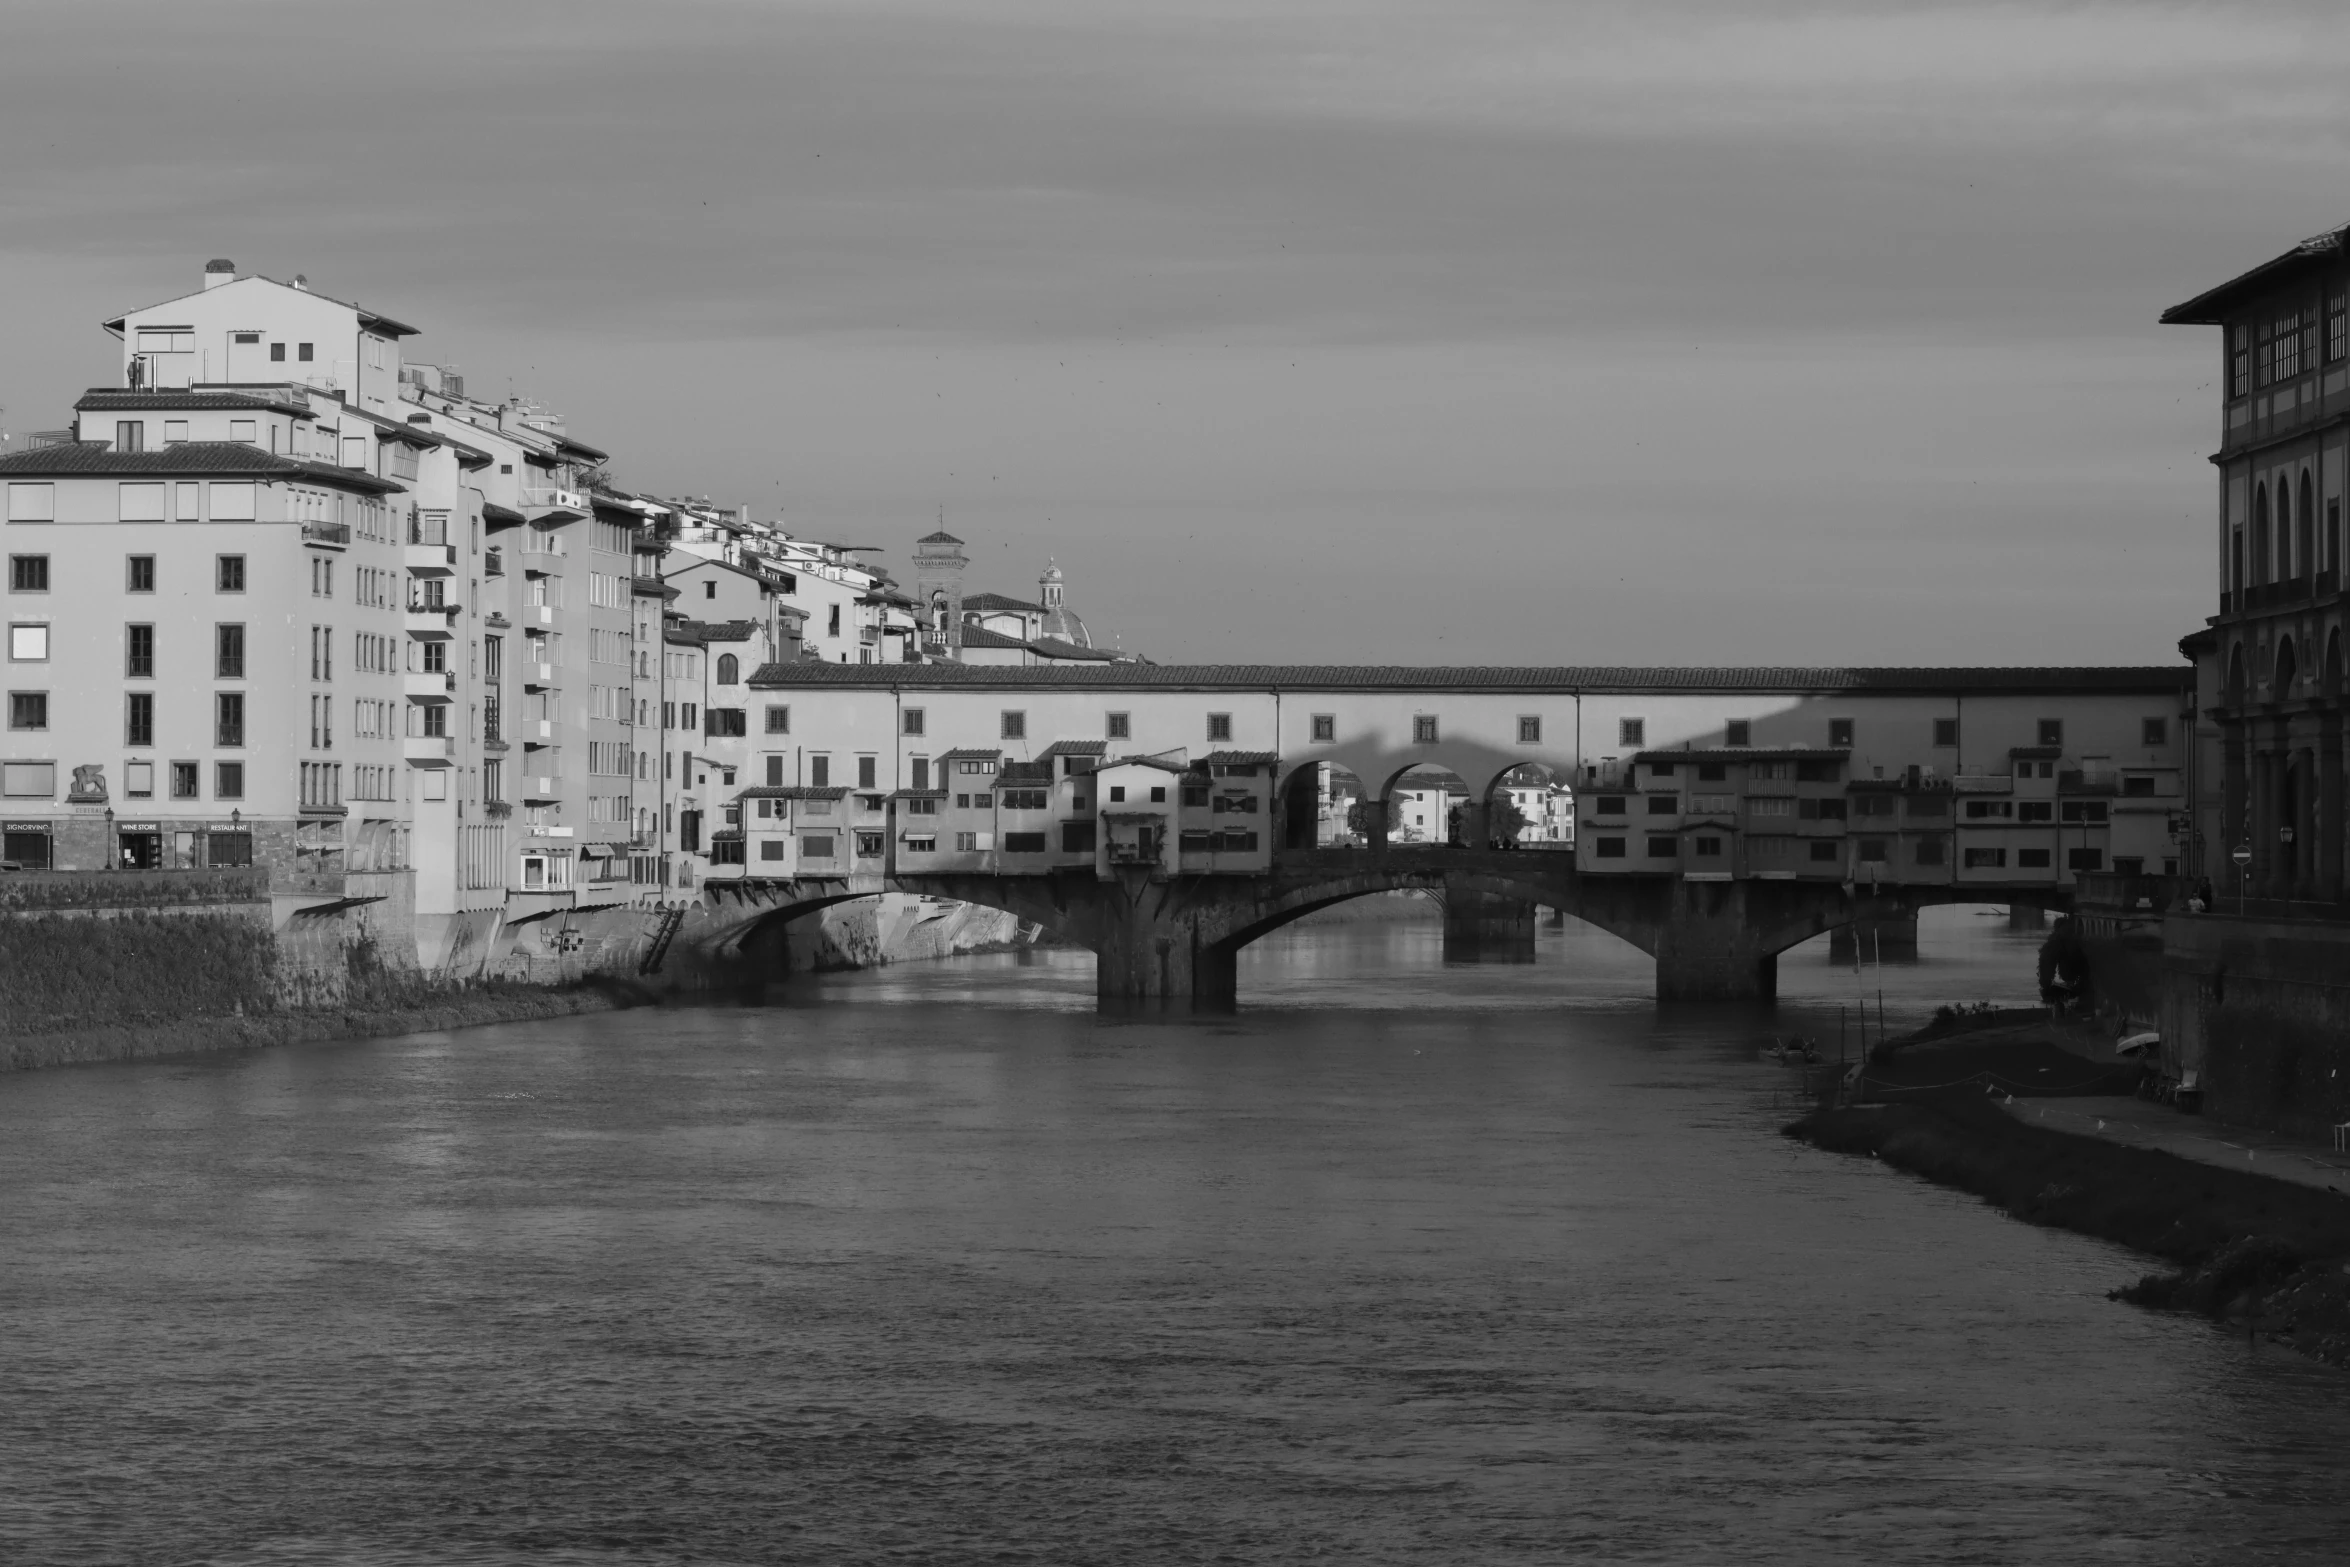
[2232,323,2252,395]
[858,755,876,789]
[299,342,314,362]
[170,761,199,799]
[1914,837,1946,866]
[215,761,244,799]
[1619,717,1644,748]
[1003,831,1048,853]
[1795,759,1840,783]
[1207,713,1232,742]
[124,623,155,678]
[1594,837,1627,859]
[2067,848,2104,872]
[2017,801,2053,823]
[215,693,245,747]
[126,692,153,746]
[9,555,49,592]
[124,760,153,798]
[2274,310,2304,380]
[1646,796,1677,815]
[2059,801,2109,824]
[1693,836,1723,857]
[8,691,47,729]
[1311,714,1335,743]
[209,483,255,520]
[119,482,164,521]
[125,555,155,593]
[216,624,245,678]
[2122,775,2157,798]
[1696,762,1726,782]
[703,580,716,600]
[1964,847,2007,869]
[1517,715,1542,744]
[8,624,46,661]
[2016,847,2052,869]
[1856,838,1889,862]
[810,756,829,788]
[1828,718,1854,748]
[1001,710,1026,740]
[2037,718,2063,748]
[270,343,285,362]
[116,421,143,454]
[1061,821,1097,854]
[1724,719,1750,747]
[1592,796,1626,815]
[7,485,54,522]
[1107,712,1130,740]
[2330,292,2347,364]
[901,708,924,736]
[1149,786,1167,803]
[216,555,246,592]
[1109,786,1126,802]
[163,420,188,445]
[1412,715,1439,744]
[2140,717,2168,747]
[1646,835,1678,858]
[716,653,739,685]
[1808,842,1840,863]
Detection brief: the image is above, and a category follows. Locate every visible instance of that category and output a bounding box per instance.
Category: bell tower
[913,525,968,657]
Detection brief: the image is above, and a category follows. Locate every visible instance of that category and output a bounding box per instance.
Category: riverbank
[0,981,629,1074]
[1788,1095,2350,1367]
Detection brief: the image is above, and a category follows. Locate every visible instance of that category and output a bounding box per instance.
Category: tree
[1487,792,1532,845]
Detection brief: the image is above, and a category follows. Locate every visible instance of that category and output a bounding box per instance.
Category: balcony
[404,603,460,638]
[301,520,351,549]
[403,734,455,766]
[519,487,586,520]
[404,669,456,703]
[523,661,556,689]
[484,547,504,578]
[521,775,561,801]
[523,605,555,627]
[404,542,456,576]
[526,719,556,743]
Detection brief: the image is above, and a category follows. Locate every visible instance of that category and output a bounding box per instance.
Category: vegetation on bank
[1789,1097,2350,1368]
[0,910,279,1037]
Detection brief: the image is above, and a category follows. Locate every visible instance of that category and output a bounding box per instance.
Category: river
[4,907,2349,1565]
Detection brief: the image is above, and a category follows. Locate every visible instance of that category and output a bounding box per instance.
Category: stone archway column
[1440,880,1537,963]
[1652,879,1778,1002]
[2326,706,2348,903]
[1089,868,1239,1005]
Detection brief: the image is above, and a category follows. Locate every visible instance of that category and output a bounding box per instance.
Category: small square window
[1001,710,1026,740]
[298,343,314,362]
[170,761,200,799]
[269,344,285,362]
[216,555,246,593]
[1149,785,1167,803]
[1828,718,1854,748]
[1413,715,1438,744]
[125,759,154,797]
[1646,835,1677,858]
[1517,716,1541,744]
[215,761,244,799]
[1207,713,1232,742]
[1933,718,1959,748]
[1310,714,1335,743]
[8,624,48,661]
[127,555,155,592]
[8,691,48,730]
[2141,717,2168,747]
[9,555,50,593]
[765,705,791,734]
[1109,785,1126,803]
[2038,719,2064,748]
[901,708,924,737]
[1106,712,1130,740]
[1618,717,1644,748]
[1724,719,1750,747]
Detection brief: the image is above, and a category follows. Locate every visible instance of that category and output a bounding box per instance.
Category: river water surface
[5,909,2350,1565]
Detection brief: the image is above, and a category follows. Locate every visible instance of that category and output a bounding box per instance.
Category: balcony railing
[519,487,585,513]
[485,547,504,577]
[301,520,351,547]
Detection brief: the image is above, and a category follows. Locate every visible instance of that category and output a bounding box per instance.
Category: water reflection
[2,905,2345,1566]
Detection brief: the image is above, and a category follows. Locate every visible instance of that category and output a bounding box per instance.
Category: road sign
[2232,845,2253,867]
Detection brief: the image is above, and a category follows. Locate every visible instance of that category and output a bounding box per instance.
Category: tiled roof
[75,387,311,416]
[676,619,760,644]
[1029,637,1120,662]
[102,273,419,337]
[1039,739,1108,756]
[2010,745,2064,759]
[632,575,678,599]
[998,760,1055,783]
[916,529,963,545]
[2162,225,2349,324]
[938,747,1003,761]
[748,663,2193,695]
[483,502,527,526]
[557,435,610,463]
[1200,750,1279,766]
[736,785,849,800]
[1107,755,1190,773]
[0,441,403,494]
[891,788,948,800]
[963,591,1043,614]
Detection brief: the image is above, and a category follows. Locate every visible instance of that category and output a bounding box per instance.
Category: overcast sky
[0,0,2337,665]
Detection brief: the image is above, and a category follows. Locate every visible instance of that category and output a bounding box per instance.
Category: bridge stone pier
[679,850,2039,1007]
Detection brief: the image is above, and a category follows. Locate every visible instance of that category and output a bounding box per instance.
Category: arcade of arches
[2214,621,2349,900]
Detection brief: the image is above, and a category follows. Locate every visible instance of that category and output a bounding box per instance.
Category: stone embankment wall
[0,868,1036,1071]
[2160,912,2350,1140]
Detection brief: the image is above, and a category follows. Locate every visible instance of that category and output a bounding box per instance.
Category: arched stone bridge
[685,850,2072,1005]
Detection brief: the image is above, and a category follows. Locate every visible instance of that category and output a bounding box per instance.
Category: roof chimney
[291,274,309,292]
[203,259,235,290]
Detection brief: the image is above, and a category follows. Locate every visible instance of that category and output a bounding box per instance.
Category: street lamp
[2232,842,2253,915]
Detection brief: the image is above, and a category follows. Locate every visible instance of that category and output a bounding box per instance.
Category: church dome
[1037,559,1092,648]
